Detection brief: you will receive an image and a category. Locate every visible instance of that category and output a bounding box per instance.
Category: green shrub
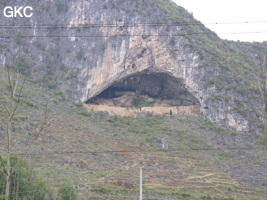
[0,156,54,199]
[73,102,83,108]
[92,187,111,194]
[206,79,215,86]
[22,98,35,107]
[78,110,91,117]
[16,56,31,76]
[83,22,89,28]
[58,184,78,200]
[76,49,84,60]
[169,37,176,46]
[56,1,68,12]
[133,97,152,109]
[47,82,57,89]
[236,87,247,95]
[103,4,108,9]
[59,63,66,70]
[54,91,64,96]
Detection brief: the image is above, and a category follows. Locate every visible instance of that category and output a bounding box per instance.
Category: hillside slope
[1,68,267,199]
[1,0,267,199]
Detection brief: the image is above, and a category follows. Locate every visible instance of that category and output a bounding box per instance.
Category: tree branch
[11,103,49,175]
[2,104,11,117]
[9,75,26,121]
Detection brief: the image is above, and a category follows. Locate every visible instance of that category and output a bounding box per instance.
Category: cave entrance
[86,71,201,116]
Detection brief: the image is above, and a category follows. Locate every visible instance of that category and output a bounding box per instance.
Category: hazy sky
[173,0,267,42]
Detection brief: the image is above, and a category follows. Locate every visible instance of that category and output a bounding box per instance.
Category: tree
[0,47,49,200]
[169,109,173,117]
[256,55,267,146]
[0,156,54,199]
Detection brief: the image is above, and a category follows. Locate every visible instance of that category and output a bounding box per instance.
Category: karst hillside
[0,0,267,199]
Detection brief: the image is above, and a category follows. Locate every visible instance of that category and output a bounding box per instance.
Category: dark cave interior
[87,72,200,107]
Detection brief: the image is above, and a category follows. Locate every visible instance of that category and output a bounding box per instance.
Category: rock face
[0,0,263,132]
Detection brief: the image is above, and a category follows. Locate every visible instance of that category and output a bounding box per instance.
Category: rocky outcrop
[0,0,262,132]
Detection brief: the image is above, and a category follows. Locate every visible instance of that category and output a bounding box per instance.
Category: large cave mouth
[87,72,200,110]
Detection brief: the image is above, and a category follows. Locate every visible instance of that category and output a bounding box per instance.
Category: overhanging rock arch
[81,36,206,116]
[87,70,200,106]
[85,65,203,117]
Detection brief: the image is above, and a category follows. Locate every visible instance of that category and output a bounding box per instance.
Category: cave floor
[86,92,201,117]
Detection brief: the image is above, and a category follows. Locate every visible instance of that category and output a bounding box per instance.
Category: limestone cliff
[0,0,263,132]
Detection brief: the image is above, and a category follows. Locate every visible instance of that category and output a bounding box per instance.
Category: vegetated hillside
[0,68,267,200]
[228,41,267,62]
[0,0,265,132]
[1,1,267,199]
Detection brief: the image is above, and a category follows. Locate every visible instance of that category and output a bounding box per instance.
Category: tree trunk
[5,120,11,200]
[265,115,267,146]
[5,154,11,200]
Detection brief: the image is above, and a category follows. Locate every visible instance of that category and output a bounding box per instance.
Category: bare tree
[0,47,49,200]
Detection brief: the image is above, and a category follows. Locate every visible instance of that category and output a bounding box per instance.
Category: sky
[173,0,267,42]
